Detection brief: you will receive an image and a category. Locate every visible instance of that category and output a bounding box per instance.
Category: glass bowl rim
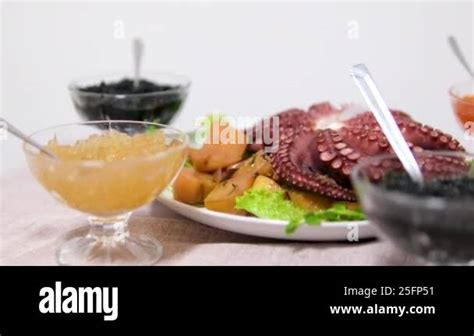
[351,150,474,207]
[68,71,191,98]
[23,120,188,165]
[448,79,474,106]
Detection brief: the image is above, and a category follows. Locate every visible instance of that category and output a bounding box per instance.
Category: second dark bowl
[69,72,190,125]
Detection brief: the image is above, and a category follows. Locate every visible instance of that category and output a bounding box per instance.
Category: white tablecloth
[0,168,415,266]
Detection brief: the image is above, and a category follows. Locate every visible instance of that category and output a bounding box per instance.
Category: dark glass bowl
[352,151,474,265]
[69,72,190,125]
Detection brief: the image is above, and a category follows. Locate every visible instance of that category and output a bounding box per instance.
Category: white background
[1,1,473,174]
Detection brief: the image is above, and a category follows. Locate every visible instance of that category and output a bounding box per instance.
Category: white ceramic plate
[157,190,376,241]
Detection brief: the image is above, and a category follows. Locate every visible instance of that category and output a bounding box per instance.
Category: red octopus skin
[365,154,469,183]
[247,102,341,152]
[253,104,464,201]
[247,108,308,152]
[312,112,463,189]
[272,127,357,201]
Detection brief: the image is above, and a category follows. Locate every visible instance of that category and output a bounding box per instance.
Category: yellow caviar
[27,130,186,216]
[45,130,170,161]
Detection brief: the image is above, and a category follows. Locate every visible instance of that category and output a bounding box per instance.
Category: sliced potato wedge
[288,189,334,212]
[252,175,282,192]
[346,202,361,211]
[233,150,273,177]
[204,172,256,215]
[173,168,218,205]
[188,123,247,172]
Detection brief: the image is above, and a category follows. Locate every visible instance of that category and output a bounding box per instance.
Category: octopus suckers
[254,103,463,202]
[320,151,337,162]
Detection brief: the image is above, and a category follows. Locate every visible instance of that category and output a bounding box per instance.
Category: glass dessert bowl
[23,121,187,265]
[69,72,190,126]
[449,79,474,132]
[352,151,474,265]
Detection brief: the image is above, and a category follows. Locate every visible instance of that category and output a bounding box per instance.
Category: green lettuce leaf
[183,157,193,168]
[190,113,229,149]
[304,203,366,225]
[235,188,366,235]
[469,159,474,178]
[235,188,305,234]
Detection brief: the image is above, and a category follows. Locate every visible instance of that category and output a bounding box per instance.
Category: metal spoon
[448,36,474,78]
[0,117,58,159]
[133,37,144,89]
[350,63,424,184]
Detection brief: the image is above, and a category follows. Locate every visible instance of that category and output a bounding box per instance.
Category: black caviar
[380,173,474,198]
[81,78,175,95]
[362,171,474,263]
[71,78,187,125]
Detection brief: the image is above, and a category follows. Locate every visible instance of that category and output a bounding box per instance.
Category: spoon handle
[448,36,474,78]
[133,38,144,89]
[350,64,424,184]
[0,117,57,159]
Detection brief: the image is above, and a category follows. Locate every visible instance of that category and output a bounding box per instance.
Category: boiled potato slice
[251,151,273,177]
[233,150,273,177]
[204,172,256,215]
[173,168,217,205]
[288,189,334,212]
[346,202,361,210]
[188,123,247,172]
[252,175,282,192]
